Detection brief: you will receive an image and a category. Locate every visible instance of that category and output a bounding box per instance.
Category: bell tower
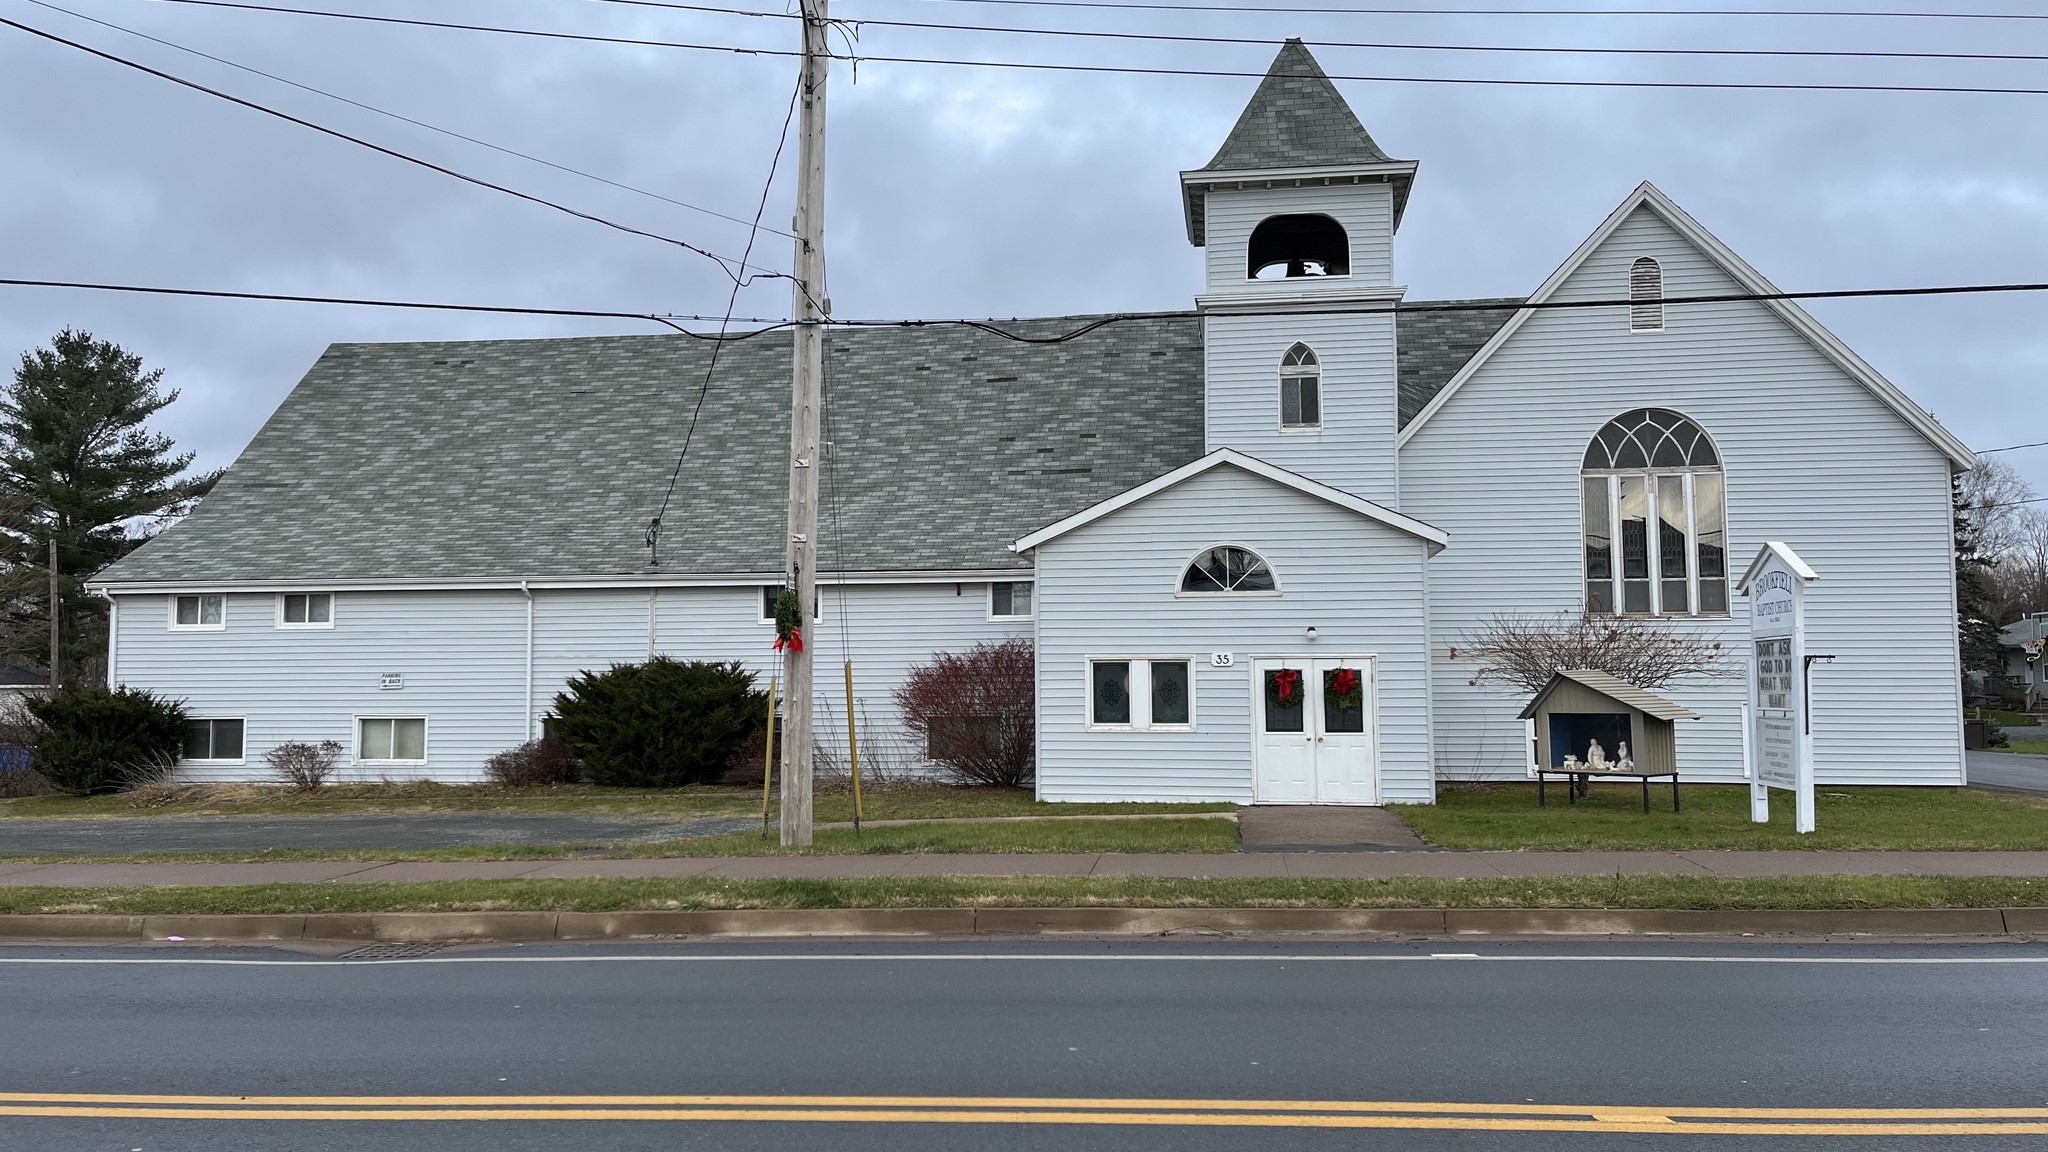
[1182,39,1416,504]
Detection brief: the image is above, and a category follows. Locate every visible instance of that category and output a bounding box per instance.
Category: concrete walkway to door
[1238,806,1431,852]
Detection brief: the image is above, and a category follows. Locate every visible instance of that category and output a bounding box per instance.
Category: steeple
[1203,39,1396,172]
[1182,39,1416,246]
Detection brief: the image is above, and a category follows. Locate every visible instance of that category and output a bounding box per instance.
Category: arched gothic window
[1279,344,1321,429]
[1582,408,1726,616]
[1180,545,1278,595]
[1248,214,1350,279]
[1630,257,1664,332]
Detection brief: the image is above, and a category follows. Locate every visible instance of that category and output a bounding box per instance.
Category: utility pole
[780,0,829,847]
[47,536,60,691]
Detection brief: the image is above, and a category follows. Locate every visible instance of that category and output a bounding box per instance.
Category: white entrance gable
[1014,447,1448,555]
[1396,182,1975,469]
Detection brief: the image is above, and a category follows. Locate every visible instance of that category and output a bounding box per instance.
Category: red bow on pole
[773,628,804,654]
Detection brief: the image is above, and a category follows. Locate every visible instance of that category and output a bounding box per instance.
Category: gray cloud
[4,0,2045,497]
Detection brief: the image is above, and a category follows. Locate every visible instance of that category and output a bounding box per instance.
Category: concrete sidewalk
[5,850,2048,887]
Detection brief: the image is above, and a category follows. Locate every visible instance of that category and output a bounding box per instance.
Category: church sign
[1738,543,1819,832]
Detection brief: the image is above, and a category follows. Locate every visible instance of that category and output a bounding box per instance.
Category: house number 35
[1209,652,1235,668]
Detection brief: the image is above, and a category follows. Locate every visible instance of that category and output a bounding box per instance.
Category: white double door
[1252,656,1378,805]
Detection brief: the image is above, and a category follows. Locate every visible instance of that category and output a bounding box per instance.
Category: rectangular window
[990,581,1033,620]
[1582,476,1613,615]
[1090,661,1131,726]
[278,592,334,628]
[1089,658,1195,730]
[181,718,245,761]
[1694,472,1729,614]
[1150,660,1191,727]
[1656,474,1690,614]
[759,586,824,624]
[358,717,427,761]
[1280,375,1320,428]
[171,594,225,630]
[1616,476,1652,615]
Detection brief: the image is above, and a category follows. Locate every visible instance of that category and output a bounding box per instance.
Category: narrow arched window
[1181,545,1278,595]
[1630,257,1664,332]
[1248,214,1350,279]
[1582,408,1725,616]
[1279,344,1321,429]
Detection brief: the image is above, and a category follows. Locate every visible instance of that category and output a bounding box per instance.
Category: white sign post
[1738,542,1819,833]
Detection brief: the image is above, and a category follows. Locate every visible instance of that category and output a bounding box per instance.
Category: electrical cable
[21,0,798,241]
[1976,440,2048,456]
[0,12,774,284]
[859,0,2048,20]
[582,0,2048,65]
[117,0,2048,96]
[648,64,805,565]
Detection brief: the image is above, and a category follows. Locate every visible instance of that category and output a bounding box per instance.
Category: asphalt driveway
[0,812,754,857]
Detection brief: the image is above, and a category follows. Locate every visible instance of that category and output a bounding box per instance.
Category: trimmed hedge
[548,658,766,788]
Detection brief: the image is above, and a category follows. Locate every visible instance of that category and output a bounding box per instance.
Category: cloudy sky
[3,0,2045,495]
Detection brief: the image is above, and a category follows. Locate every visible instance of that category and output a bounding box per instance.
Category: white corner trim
[1394,181,1977,471]
[1011,448,1448,554]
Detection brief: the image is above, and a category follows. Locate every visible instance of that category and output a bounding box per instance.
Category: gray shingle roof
[1397,299,1522,426]
[1203,39,1398,172]
[1518,670,1702,722]
[98,306,1506,584]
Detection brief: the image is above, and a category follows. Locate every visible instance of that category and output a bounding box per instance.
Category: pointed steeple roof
[1202,39,1398,172]
[1179,40,1416,246]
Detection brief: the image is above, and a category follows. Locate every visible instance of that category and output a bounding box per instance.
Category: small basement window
[278,592,334,628]
[171,594,225,630]
[182,718,245,762]
[990,581,1033,620]
[1087,658,1194,730]
[358,717,427,762]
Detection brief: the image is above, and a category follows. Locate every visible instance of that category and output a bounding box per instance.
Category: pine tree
[1956,471,2009,705]
[0,329,218,683]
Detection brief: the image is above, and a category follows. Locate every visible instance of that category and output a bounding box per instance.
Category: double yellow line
[4,1092,2047,1135]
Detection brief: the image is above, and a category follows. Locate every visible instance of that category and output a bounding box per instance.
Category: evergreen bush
[25,686,187,794]
[547,658,766,788]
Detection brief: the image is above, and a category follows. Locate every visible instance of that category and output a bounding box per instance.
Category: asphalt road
[4,938,2047,1150]
[1969,749,2048,794]
[0,811,754,855]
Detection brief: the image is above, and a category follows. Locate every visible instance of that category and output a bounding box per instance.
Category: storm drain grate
[337,941,449,960]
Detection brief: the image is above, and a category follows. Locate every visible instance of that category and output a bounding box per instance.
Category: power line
[865,0,2048,20]
[22,0,797,241]
[123,0,2048,96]
[588,0,2048,64]
[0,13,771,283]
[650,65,805,565]
[1977,440,2048,456]
[0,277,794,337]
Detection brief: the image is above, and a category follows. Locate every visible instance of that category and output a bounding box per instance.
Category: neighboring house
[0,664,48,717]
[1999,614,2048,711]
[89,41,1974,800]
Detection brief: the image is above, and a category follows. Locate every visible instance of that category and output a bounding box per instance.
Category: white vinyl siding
[111,582,1032,783]
[1035,464,1434,804]
[1204,310,1399,503]
[1400,204,1962,786]
[1202,183,1394,291]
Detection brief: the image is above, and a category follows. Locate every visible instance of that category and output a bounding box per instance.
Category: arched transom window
[1279,344,1321,429]
[1582,408,1727,616]
[1181,545,1278,595]
[1630,257,1664,332]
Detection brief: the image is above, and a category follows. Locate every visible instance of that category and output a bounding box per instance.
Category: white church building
[93,41,1974,803]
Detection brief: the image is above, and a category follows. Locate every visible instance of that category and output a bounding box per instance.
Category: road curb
[0,906,2040,943]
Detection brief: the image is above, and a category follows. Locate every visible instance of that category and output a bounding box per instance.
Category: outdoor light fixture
[1305,626,1319,641]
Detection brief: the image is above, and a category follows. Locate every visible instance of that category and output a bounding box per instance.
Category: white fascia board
[88,568,1033,596]
[1395,182,1978,471]
[1736,540,1820,592]
[1012,448,1448,554]
[1195,286,1406,311]
[1179,161,1419,245]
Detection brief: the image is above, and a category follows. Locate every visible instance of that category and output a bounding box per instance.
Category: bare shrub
[1455,610,1735,695]
[814,701,921,791]
[894,639,1035,788]
[483,738,581,787]
[266,740,343,791]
